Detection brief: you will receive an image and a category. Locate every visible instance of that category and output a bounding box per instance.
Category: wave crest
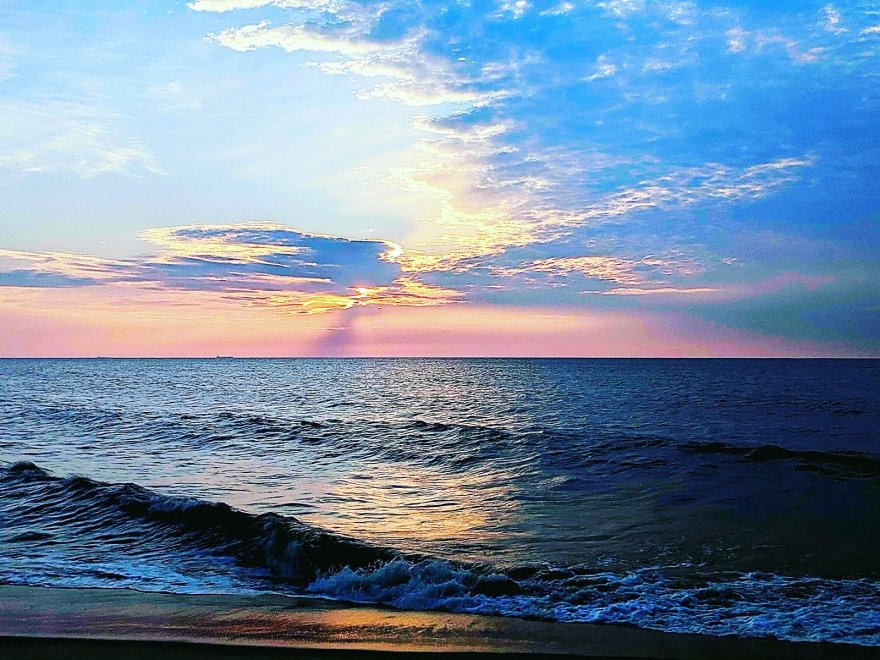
[2,461,880,646]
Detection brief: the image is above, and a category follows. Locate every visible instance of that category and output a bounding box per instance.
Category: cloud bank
[0,223,461,315]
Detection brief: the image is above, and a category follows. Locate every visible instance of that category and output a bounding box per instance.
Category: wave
[6,399,880,485]
[0,404,518,467]
[1,461,403,585]
[682,441,880,478]
[2,461,880,646]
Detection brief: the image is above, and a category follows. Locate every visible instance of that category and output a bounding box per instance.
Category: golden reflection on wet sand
[0,585,851,659]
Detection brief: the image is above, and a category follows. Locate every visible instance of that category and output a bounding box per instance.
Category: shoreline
[2,585,878,659]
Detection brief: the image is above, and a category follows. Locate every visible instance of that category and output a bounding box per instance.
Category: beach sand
[1,585,878,659]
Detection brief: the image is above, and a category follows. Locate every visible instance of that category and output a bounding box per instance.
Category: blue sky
[0,0,878,355]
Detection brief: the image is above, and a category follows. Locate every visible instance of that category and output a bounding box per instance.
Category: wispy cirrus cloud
[502,254,701,286]
[540,2,574,17]
[599,286,719,296]
[0,249,133,286]
[0,99,163,178]
[190,0,852,280]
[188,0,277,11]
[203,1,507,108]
[188,0,347,12]
[386,149,813,273]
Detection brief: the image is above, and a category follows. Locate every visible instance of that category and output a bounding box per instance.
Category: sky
[0,0,878,356]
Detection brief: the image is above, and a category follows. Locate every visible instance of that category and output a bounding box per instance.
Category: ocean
[1,358,878,645]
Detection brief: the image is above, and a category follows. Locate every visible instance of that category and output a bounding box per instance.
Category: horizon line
[1,355,877,360]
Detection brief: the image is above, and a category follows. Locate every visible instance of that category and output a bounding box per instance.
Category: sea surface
[1,358,879,645]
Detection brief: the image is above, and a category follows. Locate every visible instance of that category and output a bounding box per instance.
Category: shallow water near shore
[1,358,879,645]
[3,584,879,659]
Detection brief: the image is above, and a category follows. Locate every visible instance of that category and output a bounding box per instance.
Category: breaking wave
[2,461,879,646]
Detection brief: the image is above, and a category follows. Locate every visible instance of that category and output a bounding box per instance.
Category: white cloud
[595,0,647,18]
[663,1,697,25]
[0,99,163,178]
[821,5,847,35]
[642,58,677,72]
[725,28,748,54]
[188,0,276,11]
[497,1,532,20]
[754,32,824,65]
[511,256,644,284]
[598,286,718,295]
[412,116,513,142]
[208,21,393,56]
[188,0,344,12]
[583,56,618,82]
[356,81,505,106]
[726,27,827,64]
[188,0,825,281]
[540,2,574,16]
[207,12,506,108]
[563,156,815,226]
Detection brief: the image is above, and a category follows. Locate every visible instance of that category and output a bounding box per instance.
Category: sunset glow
[1,1,878,356]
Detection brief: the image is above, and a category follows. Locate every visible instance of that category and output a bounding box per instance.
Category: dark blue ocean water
[1,358,879,644]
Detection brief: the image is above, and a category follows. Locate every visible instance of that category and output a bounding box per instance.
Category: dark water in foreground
[1,358,879,644]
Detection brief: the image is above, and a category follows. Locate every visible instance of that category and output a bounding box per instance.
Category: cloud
[210,21,393,56]
[0,270,100,288]
[595,0,647,19]
[591,272,837,299]
[185,0,866,330]
[473,246,711,298]
[502,256,651,285]
[0,249,133,284]
[0,221,721,311]
[191,0,816,244]
[540,2,574,16]
[583,56,618,82]
[496,1,532,20]
[0,223,460,314]
[188,0,344,12]
[412,114,513,143]
[723,27,826,64]
[0,99,163,178]
[578,157,814,221]
[388,149,812,273]
[598,286,718,295]
[188,0,276,11]
[592,0,698,24]
[203,1,507,108]
[821,5,847,35]
[725,28,748,54]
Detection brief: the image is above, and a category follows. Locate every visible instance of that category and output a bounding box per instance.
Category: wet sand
[0,585,877,659]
